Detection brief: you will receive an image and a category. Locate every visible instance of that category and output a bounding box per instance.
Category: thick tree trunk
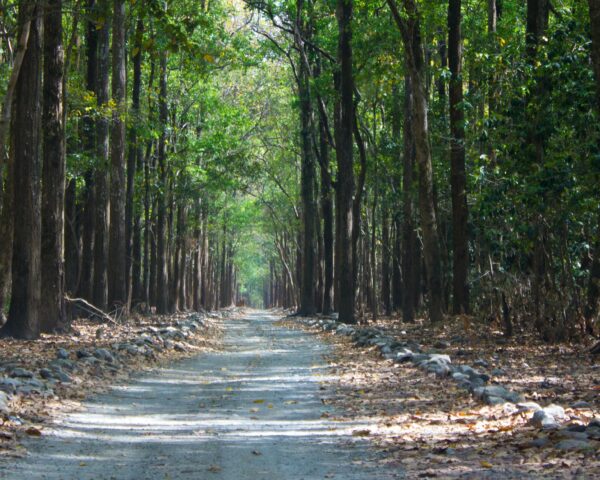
[77,0,97,301]
[64,179,79,294]
[92,2,110,311]
[402,75,416,322]
[127,18,144,305]
[381,201,391,316]
[448,0,469,314]
[2,2,43,339]
[335,0,356,324]
[319,116,334,314]
[297,44,317,315]
[388,0,444,323]
[41,0,67,332]
[156,52,169,314]
[108,0,127,311]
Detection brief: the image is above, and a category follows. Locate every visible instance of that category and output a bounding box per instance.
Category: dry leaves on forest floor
[288,316,600,479]
[0,311,226,455]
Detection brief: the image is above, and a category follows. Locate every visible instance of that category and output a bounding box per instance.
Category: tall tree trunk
[2,2,43,339]
[108,0,127,311]
[335,0,356,324]
[297,30,317,315]
[127,17,144,305]
[77,0,97,301]
[41,0,67,332]
[381,200,391,316]
[64,178,79,294]
[156,51,169,314]
[448,0,469,314]
[402,75,416,322]
[92,0,110,311]
[388,0,444,323]
[319,114,334,315]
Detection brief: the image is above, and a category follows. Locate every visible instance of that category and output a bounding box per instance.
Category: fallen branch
[65,296,116,324]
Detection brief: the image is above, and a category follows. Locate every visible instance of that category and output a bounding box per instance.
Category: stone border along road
[297,316,600,452]
[0,311,400,479]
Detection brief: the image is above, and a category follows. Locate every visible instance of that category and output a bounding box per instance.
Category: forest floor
[0,309,226,456]
[284,314,600,478]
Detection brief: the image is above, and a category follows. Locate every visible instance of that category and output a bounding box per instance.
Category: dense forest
[0,0,599,345]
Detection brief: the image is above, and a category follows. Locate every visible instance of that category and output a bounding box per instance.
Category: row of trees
[253,0,600,341]
[2,0,600,342]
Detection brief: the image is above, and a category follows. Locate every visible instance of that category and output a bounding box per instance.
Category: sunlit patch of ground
[285,316,600,478]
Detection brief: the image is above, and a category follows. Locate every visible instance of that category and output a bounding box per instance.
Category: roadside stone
[517,402,542,413]
[474,359,489,368]
[9,368,34,378]
[49,358,75,371]
[39,368,55,380]
[94,348,115,363]
[491,368,505,376]
[486,396,506,406]
[555,429,589,441]
[555,439,594,451]
[571,400,591,409]
[527,436,550,448]
[76,349,92,359]
[433,340,450,350]
[56,348,69,359]
[0,377,21,394]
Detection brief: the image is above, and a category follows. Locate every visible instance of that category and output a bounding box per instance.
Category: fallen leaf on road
[25,427,42,436]
[208,465,222,473]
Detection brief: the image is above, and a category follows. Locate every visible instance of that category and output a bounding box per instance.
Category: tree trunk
[388,0,444,323]
[381,201,391,316]
[108,0,127,311]
[448,0,469,314]
[297,33,317,315]
[127,17,144,305]
[92,1,110,311]
[156,51,169,314]
[319,113,334,314]
[335,0,356,324]
[2,2,43,339]
[41,0,67,332]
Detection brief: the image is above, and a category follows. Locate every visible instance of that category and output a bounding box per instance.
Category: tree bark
[448,0,469,314]
[156,51,169,314]
[41,0,67,332]
[2,2,43,339]
[388,0,444,323]
[108,0,127,311]
[92,0,110,311]
[335,0,356,324]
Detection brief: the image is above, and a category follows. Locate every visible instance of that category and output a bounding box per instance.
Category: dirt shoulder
[0,309,230,456]
[282,315,600,479]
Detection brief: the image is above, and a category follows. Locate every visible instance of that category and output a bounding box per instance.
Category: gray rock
[433,340,450,349]
[571,400,591,409]
[567,424,588,433]
[0,377,21,394]
[486,396,506,406]
[39,368,55,380]
[452,372,468,382]
[49,358,75,371]
[527,436,550,448]
[555,439,594,451]
[531,405,565,430]
[76,349,92,359]
[9,368,34,378]
[491,368,505,377]
[94,348,115,363]
[56,348,69,359]
[589,417,600,429]
[52,369,72,383]
[517,402,542,413]
[380,345,392,355]
[395,349,414,363]
[587,426,600,440]
[544,404,566,420]
[555,429,589,441]
[79,356,100,366]
[474,359,489,368]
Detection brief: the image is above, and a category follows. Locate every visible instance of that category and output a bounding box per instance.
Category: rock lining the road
[294,315,600,451]
[0,311,221,429]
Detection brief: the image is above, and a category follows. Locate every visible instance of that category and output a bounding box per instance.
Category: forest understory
[284,313,600,479]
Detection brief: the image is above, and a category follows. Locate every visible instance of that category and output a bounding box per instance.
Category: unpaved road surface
[1,312,400,479]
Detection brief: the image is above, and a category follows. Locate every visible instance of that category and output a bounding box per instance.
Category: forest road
[0,311,401,479]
